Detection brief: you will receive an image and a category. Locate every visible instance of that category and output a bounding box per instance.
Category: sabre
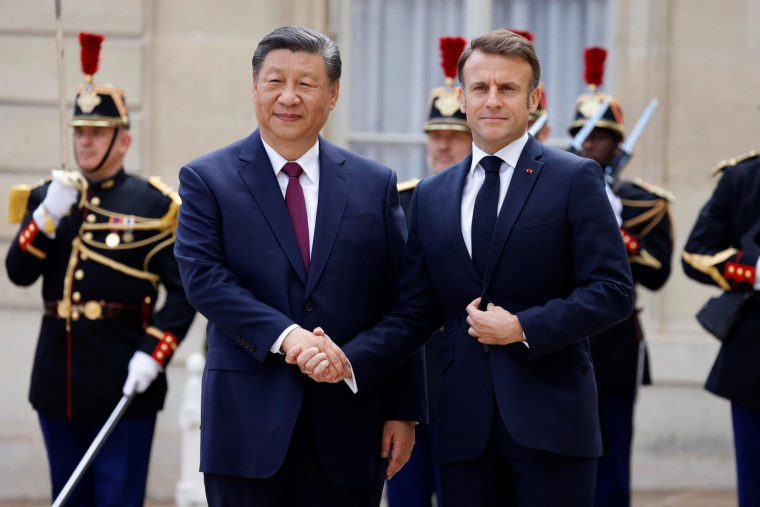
[568,96,612,154]
[54,0,69,172]
[528,112,549,138]
[605,99,659,188]
[52,0,88,205]
[51,393,135,507]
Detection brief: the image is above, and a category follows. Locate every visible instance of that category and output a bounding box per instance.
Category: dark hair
[457,29,541,95]
[252,26,341,85]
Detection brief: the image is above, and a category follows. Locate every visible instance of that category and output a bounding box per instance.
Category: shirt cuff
[271,324,299,354]
[343,357,358,394]
[755,257,760,290]
[522,331,529,348]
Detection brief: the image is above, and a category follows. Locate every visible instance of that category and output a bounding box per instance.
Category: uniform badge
[77,86,102,114]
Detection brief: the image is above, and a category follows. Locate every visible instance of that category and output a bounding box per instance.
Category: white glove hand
[605,182,624,227]
[123,351,163,396]
[43,176,80,222]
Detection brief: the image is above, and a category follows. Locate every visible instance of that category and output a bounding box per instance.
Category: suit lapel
[304,138,350,298]
[444,153,482,285]
[237,130,308,285]
[482,135,544,289]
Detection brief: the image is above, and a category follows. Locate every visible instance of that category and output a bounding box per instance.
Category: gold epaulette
[8,178,50,224]
[710,151,759,177]
[149,176,181,229]
[632,178,676,203]
[397,178,420,193]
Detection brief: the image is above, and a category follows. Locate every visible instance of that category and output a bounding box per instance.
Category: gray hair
[252,26,342,85]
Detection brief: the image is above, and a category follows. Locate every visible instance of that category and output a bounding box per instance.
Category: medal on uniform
[122,216,135,243]
[105,232,120,248]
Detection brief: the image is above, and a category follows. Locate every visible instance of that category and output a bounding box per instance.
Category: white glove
[33,176,80,238]
[123,351,163,396]
[605,182,624,227]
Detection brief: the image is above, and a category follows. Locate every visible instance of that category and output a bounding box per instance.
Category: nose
[485,87,500,109]
[581,137,595,151]
[278,83,300,106]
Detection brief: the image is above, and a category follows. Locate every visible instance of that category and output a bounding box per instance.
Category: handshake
[280,327,352,383]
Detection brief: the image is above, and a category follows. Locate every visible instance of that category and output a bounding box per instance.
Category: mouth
[480,117,507,122]
[275,113,302,122]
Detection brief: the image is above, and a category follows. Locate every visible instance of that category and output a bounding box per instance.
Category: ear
[528,85,541,114]
[329,79,340,110]
[459,87,466,114]
[252,73,258,102]
[118,130,132,155]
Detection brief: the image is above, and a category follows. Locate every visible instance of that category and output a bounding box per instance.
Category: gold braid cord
[78,241,160,287]
[682,248,737,291]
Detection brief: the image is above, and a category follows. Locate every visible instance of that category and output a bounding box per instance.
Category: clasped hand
[282,327,352,383]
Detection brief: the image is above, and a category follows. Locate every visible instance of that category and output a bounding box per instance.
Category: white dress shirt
[462,133,531,347]
[261,138,357,392]
[461,133,529,256]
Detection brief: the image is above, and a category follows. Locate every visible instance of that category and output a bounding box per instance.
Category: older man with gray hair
[174,26,426,506]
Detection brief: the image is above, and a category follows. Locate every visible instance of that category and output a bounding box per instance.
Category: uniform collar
[87,167,127,191]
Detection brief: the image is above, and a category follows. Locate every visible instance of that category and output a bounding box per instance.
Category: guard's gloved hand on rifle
[32,177,79,238]
[122,351,163,396]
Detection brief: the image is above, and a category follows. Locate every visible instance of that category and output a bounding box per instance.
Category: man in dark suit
[568,75,674,507]
[173,26,426,507]
[682,151,760,507]
[298,29,634,505]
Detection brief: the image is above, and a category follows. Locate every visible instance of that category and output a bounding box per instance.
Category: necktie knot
[282,162,303,179]
[480,156,503,174]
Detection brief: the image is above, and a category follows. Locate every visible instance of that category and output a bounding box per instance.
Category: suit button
[250,344,256,352]
[483,344,490,352]
[236,336,242,343]
[303,300,314,312]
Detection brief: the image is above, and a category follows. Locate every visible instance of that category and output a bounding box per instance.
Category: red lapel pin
[526,168,533,173]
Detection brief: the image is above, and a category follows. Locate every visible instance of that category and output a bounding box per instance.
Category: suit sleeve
[5,188,53,286]
[137,229,197,367]
[379,171,428,425]
[682,170,759,292]
[515,159,635,362]
[343,180,445,394]
[621,200,673,291]
[174,165,296,362]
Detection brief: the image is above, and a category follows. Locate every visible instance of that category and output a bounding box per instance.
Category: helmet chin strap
[75,127,119,175]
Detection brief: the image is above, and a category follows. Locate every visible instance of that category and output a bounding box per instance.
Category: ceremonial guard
[5,33,195,506]
[682,151,760,507]
[389,36,471,507]
[569,47,673,507]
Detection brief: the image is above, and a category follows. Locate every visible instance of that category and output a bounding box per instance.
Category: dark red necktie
[282,162,310,273]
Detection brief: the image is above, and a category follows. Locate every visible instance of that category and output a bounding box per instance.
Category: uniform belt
[44,300,143,321]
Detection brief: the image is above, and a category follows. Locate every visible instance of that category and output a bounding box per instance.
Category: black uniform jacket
[6,169,196,420]
[589,179,674,393]
[683,153,760,410]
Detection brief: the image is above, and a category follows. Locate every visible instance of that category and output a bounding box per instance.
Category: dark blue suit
[174,130,427,506]
[343,136,635,505]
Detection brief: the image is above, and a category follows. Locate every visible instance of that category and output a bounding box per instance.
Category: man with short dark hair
[297,29,634,505]
[174,26,425,507]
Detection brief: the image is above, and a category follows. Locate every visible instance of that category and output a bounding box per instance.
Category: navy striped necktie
[471,156,503,278]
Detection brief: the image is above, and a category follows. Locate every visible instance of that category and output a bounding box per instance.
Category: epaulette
[8,177,51,224]
[149,176,181,229]
[632,178,676,203]
[397,178,420,193]
[710,151,759,177]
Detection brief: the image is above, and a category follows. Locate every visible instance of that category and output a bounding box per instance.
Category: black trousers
[439,403,597,507]
[204,397,384,507]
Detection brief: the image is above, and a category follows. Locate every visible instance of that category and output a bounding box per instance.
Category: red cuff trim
[621,227,640,255]
[724,261,756,285]
[149,330,178,367]
[19,220,41,251]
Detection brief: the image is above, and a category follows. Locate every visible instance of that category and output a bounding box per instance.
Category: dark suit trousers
[204,396,384,507]
[439,401,597,507]
[732,402,760,507]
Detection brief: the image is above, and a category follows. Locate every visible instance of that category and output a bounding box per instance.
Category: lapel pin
[526,168,533,174]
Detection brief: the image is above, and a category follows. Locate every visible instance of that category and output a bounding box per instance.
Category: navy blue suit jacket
[343,135,634,462]
[174,130,427,487]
